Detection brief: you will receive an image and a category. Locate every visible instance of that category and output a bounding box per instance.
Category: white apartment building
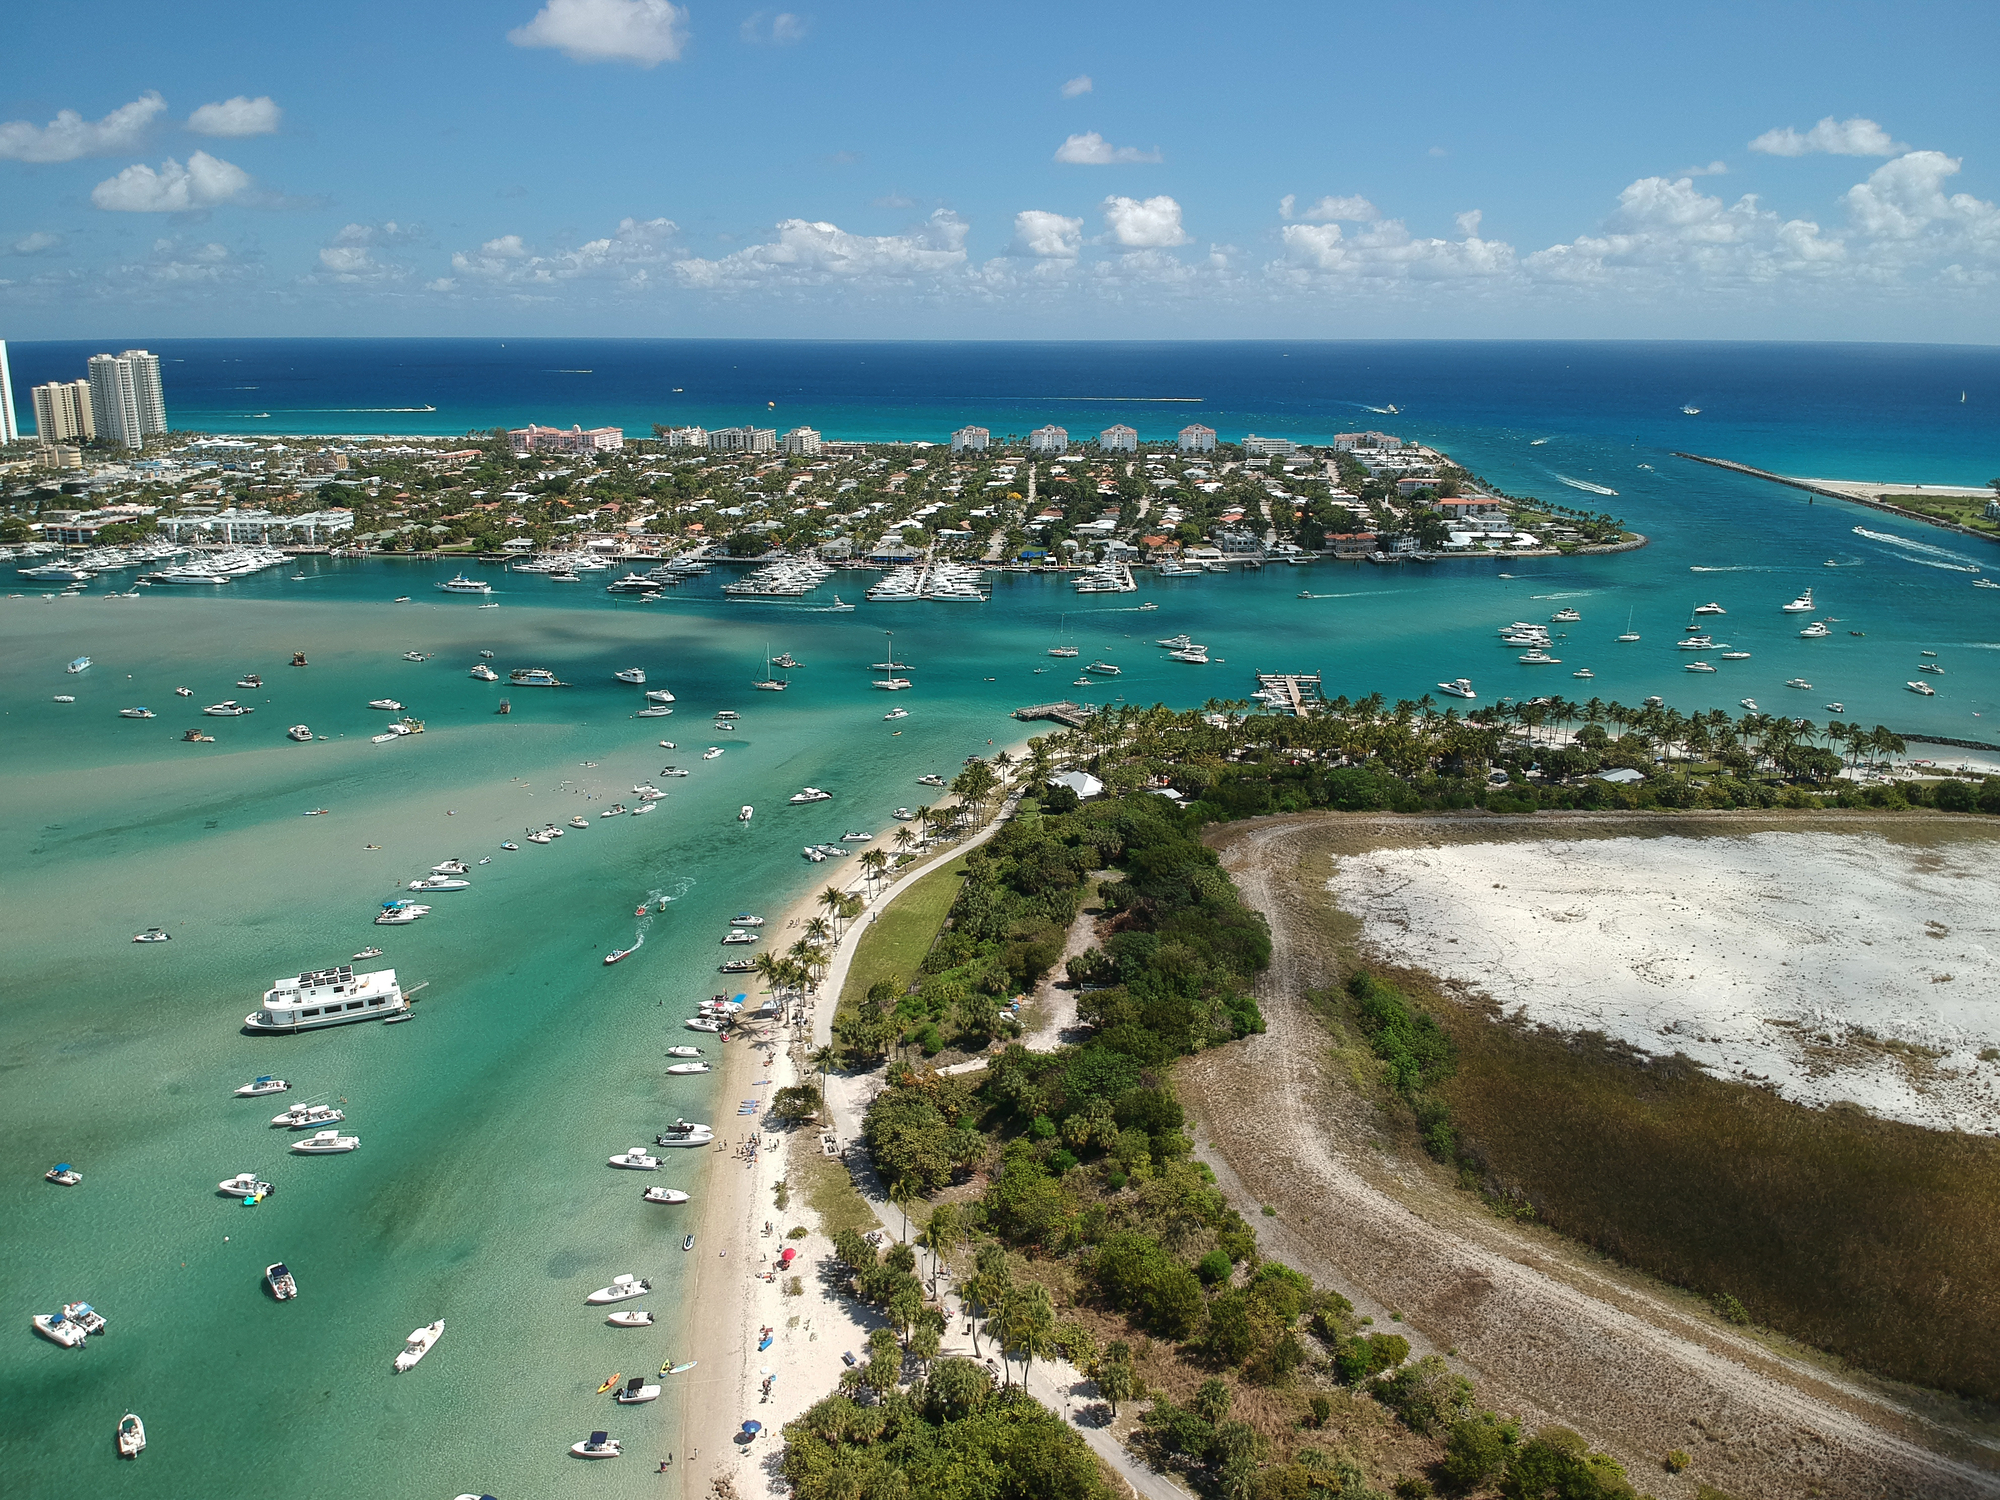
[1333,431,1401,451]
[120,350,166,436]
[1098,424,1138,453]
[658,426,708,448]
[32,379,94,442]
[89,354,144,449]
[507,423,624,455]
[160,507,356,544]
[1028,424,1068,454]
[1242,434,1299,459]
[1177,423,1216,454]
[950,425,989,453]
[0,340,16,445]
[782,426,822,456]
[708,426,777,454]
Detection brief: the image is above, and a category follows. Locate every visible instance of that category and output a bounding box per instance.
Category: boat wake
[1528,591,1594,600]
[1688,566,1773,572]
[1852,526,1983,572]
[635,877,697,937]
[1359,404,1394,414]
[1555,475,1620,497]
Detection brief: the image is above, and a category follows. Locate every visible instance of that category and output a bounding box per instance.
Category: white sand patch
[1333,833,2000,1133]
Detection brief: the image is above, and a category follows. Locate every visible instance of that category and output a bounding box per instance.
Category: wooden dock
[1253,672,1325,717]
[1013,701,1098,729]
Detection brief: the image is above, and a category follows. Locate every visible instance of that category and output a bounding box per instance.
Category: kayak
[596,1372,621,1394]
[664,1360,698,1375]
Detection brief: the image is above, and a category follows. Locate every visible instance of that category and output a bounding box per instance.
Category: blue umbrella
[741,1421,762,1435]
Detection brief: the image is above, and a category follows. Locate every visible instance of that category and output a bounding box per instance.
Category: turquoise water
[4,486,1999,1496]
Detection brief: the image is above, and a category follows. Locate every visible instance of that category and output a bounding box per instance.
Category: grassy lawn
[1880,493,2000,537]
[836,852,970,1026]
[795,1148,880,1240]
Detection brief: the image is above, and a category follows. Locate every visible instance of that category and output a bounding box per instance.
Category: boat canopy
[590,1431,609,1445]
[53,1163,72,1172]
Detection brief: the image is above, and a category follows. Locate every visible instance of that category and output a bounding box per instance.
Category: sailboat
[1617,608,1640,643]
[1047,613,1079,658]
[752,645,788,692]
[871,630,911,691]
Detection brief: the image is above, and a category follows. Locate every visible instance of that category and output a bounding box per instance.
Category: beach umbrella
[779,1247,797,1265]
[741,1420,762,1435]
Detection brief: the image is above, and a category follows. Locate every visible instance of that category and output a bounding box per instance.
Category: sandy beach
[1333,828,2000,1131]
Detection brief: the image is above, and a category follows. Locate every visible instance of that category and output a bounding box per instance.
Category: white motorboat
[401,651,428,662]
[408,873,470,891]
[117,1413,146,1459]
[265,1262,297,1300]
[1740,698,1760,712]
[510,667,562,686]
[884,706,909,720]
[728,912,764,926]
[607,1310,655,1328]
[703,747,724,760]
[34,1311,90,1348]
[599,803,628,818]
[643,1186,691,1204]
[1550,608,1581,622]
[133,927,171,943]
[272,1103,345,1129]
[291,1130,360,1154]
[204,700,253,716]
[373,900,430,926]
[247,963,408,1029]
[608,1148,661,1170]
[656,1118,715,1147]
[665,1044,704,1058]
[1719,651,1752,660]
[237,674,263,690]
[235,1076,290,1097]
[119,707,157,719]
[568,815,589,829]
[629,799,655,815]
[721,929,759,945]
[436,573,492,595]
[368,698,403,711]
[586,1275,652,1305]
[644,688,675,704]
[1906,680,1937,696]
[840,830,873,842]
[1786,678,1813,690]
[684,1016,724,1032]
[1572,668,1594,679]
[175,686,193,696]
[738,805,753,822]
[571,1434,622,1459]
[1825,702,1846,713]
[219,1172,276,1198]
[1436,678,1476,699]
[789,787,833,804]
[1799,622,1831,638]
[393,1320,444,1372]
[666,1061,712,1075]
[470,664,500,681]
[1518,651,1561,664]
[1684,661,1717,672]
[1086,660,1121,676]
[917,774,945,787]
[66,655,92,673]
[1782,588,1815,612]
[1919,662,1946,675]
[1693,602,1726,615]
[614,667,647,684]
[45,1163,82,1186]
[1676,636,1714,650]
[526,829,554,844]
[432,859,470,875]
[633,785,665,801]
[287,724,313,741]
[892,807,914,820]
[615,1376,661,1402]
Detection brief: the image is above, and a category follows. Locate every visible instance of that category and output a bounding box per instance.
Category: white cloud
[676,210,967,289]
[1278,217,1515,282]
[331,220,423,246]
[91,151,253,212]
[0,92,166,163]
[447,216,681,290]
[1455,209,1483,236]
[1061,75,1092,99]
[188,96,282,137]
[1011,210,1084,258]
[1750,116,1905,158]
[872,192,915,209]
[1101,195,1189,248]
[311,222,424,284]
[1677,160,1728,177]
[9,231,63,255]
[508,0,689,66]
[1520,175,1844,286]
[1280,193,1379,223]
[1843,152,2000,246]
[741,10,807,44]
[1054,132,1161,166]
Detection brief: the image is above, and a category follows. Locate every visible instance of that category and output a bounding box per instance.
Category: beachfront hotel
[32,378,94,442]
[507,423,624,455]
[950,424,989,453]
[782,426,822,456]
[0,340,16,444]
[708,425,777,453]
[1242,434,1299,458]
[1099,423,1138,452]
[1028,423,1069,454]
[1178,422,1217,453]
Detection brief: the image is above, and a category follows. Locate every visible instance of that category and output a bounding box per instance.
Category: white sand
[1333,832,2000,1133]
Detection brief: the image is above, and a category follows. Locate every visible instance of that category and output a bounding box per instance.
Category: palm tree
[751,949,785,995]
[892,825,915,857]
[818,885,849,936]
[912,804,933,843]
[860,846,890,890]
[803,915,832,947]
[808,1043,838,1088]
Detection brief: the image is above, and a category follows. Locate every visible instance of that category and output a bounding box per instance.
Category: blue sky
[2,0,1996,341]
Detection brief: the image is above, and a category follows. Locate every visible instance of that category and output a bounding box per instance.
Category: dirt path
[1015,870,1109,1052]
[1179,813,2000,1500]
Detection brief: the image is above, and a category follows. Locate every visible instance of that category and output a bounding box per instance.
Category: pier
[1673,453,2000,547]
[1252,672,1325,717]
[1013,701,1099,729]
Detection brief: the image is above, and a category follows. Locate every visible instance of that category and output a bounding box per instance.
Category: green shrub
[1197,1248,1234,1284]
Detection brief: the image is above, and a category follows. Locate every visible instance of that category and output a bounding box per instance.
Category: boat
[608,1311,656,1330]
[1682,405,1700,415]
[436,574,492,595]
[736,805,755,825]
[917,773,946,787]
[272,1102,346,1129]
[182,728,214,742]
[1550,608,1580,623]
[45,1163,81,1186]
[146,568,229,585]
[1517,651,1561,664]
[219,1172,276,1198]
[644,689,676,705]
[614,667,647,684]
[510,668,563,686]
[643,1186,691,1204]
[373,900,430,925]
[394,1320,445,1372]
[1086,660,1121,676]
[722,929,759,944]
[660,764,687,775]
[1693,602,1726,615]
[1786,678,1813,690]
[615,1376,662,1402]
[119,707,157,719]
[1798,622,1831,639]
[586,1275,652,1304]
[598,803,630,818]
[32,1309,92,1348]
[287,724,313,741]
[840,829,873,842]
[204,700,253,716]
[571,1433,622,1460]
[703,747,724,760]
[1825,702,1845,713]
[175,686,192,696]
[1684,661,1716,672]
[685,1015,725,1031]
[1436,678,1476,699]
[667,1061,711,1075]
[497,699,510,714]
[683,1234,696,1252]
[265,1263,297,1300]
[291,1129,361,1153]
[66,656,91,673]
[772,653,801,670]
[132,927,171,943]
[117,1413,145,1459]
[656,1118,715,1147]
[635,705,673,717]
[1906,680,1937,696]
[292,652,308,667]
[368,698,403,711]
[1976,579,2000,590]
[1782,589,1815,613]
[568,815,589,829]
[1741,699,1760,712]
[235,1076,290,1097]
[470,664,500,681]
[236,674,263,689]
[247,962,408,1029]
[1919,663,1945,675]
[789,787,833,804]
[608,1147,661,1170]
[1719,651,1752,661]
[1676,636,1714,650]
[1572,669,1594,679]
[500,841,519,851]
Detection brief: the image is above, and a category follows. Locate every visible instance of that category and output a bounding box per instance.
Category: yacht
[1693,602,1726,615]
[1906,680,1937,696]
[571,1434,622,1460]
[1782,589,1815,612]
[873,675,912,690]
[636,704,673,717]
[470,664,500,681]
[1919,662,1945,675]
[1676,636,1714,650]
[773,653,801,669]
[236,1076,290,1097]
[586,1275,652,1304]
[1572,669,1594,679]
[1517,651,1561,664]
[667,1061,711,1075]
[287,724,313,741]
[119,707,157,719]
[605,573,662,595]
[145,567,230,585]
[789,787,833,804]
[220,1172,276,1198]
[1798,621,1831,638]
[205,700,254,716]
[408,873,470,892]
[703,746,724,760]
[46,1163,82,1186]
[714,709,739,720]
[292,1129,360,1154]
[608,1147,661,1170]
[643,1185,691,1204]
[1719,650,1752,661]
[721,929,760,944]
[1157,635,1197,650]
[374,899,430,924]
[1549,608,1581,623]
[1975,578,2000,590]
[633,784,665,801]
[1617,630,1641,643]
[883,706,908,720]
[1785,678,1813,690]
[117,1413,145,1459]
[246,963,408,1031]
[614,667,647,684]
[644,688,675,704]
[22,565,96,583]
[656,1118,715,1148]
[368,698,404,711]
[1740,698,1760,712]
[133,927,171,942]
[272,1103,346,1129]
[393,1320,444,1372]
[237,674,263,689]
[265,1263,297,1300]
[510,667,562,686]
[1684,661,1717,672]
[917,773,946,787]
[1825,702,1845,713]
[1086,660,1121,676]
